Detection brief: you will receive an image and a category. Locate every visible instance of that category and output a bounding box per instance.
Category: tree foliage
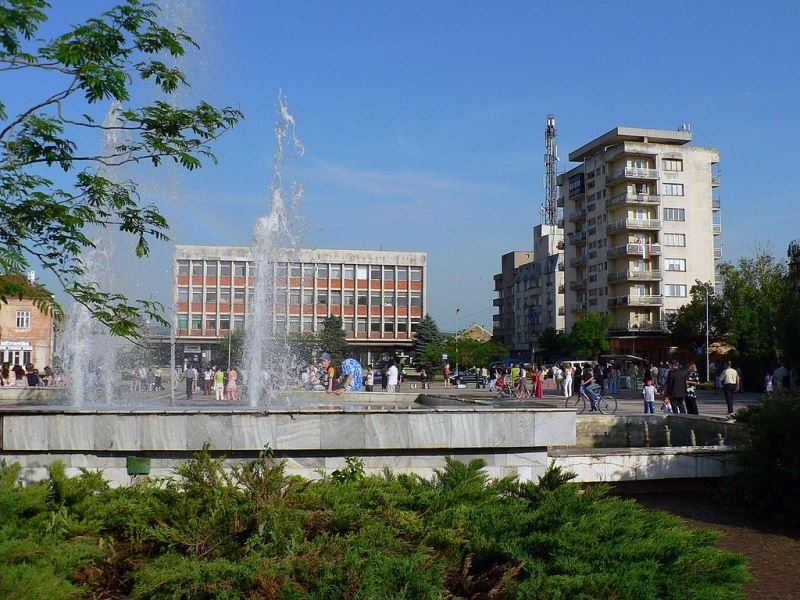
[317,315,346,364]
[0,0,242,337]
[216,330,245,369]
[411,313,441,371]
[536,326,568,364]
[0,451,750,598]
[564,312,611,358]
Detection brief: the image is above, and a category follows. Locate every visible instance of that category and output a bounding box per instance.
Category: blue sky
[21,0,800,332]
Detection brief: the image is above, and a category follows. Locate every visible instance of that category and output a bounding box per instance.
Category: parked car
[449,368,486,387]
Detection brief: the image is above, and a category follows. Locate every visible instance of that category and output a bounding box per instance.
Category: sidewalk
[415,381,761,418]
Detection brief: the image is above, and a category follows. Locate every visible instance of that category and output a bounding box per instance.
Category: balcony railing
[712,175,721,187]
[606,192,661,209]
[569,255,587,267]
[568,230,587,244]
[556,239,565,250]
[606,167,660,184]
[568,208,587,222]
[714,248,723,259]
[607,294,663,308]
[608,320,668,333]
[607,269,662,283]
[606,243,662,258]
[570,302,587,313]
[713,223,722,234]
[712,198,721,209]
[606,218,661,234]
[569,280,587,291]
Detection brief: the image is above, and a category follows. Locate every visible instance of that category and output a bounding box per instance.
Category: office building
[174,245,426,365]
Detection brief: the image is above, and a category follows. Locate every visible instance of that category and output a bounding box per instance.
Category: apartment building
[559,126,720,360]
[173,245,426,365]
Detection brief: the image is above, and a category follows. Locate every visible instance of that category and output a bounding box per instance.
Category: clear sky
[23,0,800,333]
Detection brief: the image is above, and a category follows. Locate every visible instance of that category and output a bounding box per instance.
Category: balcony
[712,175,721,187]
[568,230,587,244]
[607,294,663,308]
[557,194,565,207]
[714,248,723,259]
[557,262,565,271]
[608,320,668,334]
[712,198,721,209]
[606,218,661,234]
[556,240,565,250]
[570,302,587,313]
[607,270,662,283]
[568,208,587,223]
[569,255,587,267]
[606,192,661,210]
[569,280,587,291]
[606,243,662,259]
[557,284,565,294]
[713,223,722,235]
[558,307,565,315]
[606,167,660,185]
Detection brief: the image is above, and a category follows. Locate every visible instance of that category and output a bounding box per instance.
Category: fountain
[243,91,306,406]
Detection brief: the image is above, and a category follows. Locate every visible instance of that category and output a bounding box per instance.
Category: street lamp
[695,279,712,382]
[455,308,460,378]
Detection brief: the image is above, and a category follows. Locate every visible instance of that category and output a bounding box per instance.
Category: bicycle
[564,384,618,414]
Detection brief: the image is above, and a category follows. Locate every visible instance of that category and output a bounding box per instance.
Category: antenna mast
[542,114,559,227]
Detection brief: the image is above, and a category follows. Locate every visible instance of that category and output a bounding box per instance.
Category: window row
[178,261,423,281]
[177,314,420,334]
[177,289,423,307]
[15,310,31,329]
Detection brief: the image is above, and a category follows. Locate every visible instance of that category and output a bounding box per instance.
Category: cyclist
[580,364,600,411]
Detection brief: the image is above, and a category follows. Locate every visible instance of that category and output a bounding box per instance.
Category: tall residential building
[173,245,426,366]
[559,126,720,361]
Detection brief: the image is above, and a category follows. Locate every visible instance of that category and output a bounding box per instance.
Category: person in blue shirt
[332,350,363,394]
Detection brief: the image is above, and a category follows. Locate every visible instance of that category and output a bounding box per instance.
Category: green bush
[0,453,750,598]
[726,388,800,526]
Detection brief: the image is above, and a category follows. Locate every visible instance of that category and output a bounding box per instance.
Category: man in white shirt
[385,361,399,393]
[720,360,739,414]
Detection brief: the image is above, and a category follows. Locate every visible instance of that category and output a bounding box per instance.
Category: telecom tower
[541,114,560,228]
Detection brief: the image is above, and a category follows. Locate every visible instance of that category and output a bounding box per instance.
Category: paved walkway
[413,381,761,418]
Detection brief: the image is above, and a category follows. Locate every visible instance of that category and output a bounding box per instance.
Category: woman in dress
[226,366,238,402]
[562,362,573,398]
[685,362,701,415]
[534,364,544,398]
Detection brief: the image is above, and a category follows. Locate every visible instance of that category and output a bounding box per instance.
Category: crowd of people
[0,362,64,387]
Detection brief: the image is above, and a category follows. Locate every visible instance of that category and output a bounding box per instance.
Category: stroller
[495,375,513,398]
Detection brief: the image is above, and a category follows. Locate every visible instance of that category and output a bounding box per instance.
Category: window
[663,233,686,246]
[343,320,354,333]
[329,291,341,305]
[234,287,246,302]
[370,266,382,280]
[317,292,328,305]
[383,321,394,333]
[289,318,300,333]
[233,315,245,331]
[191,315,202,329]
[370,292,380,306]
[356,265,368,280]
[289,290,301,304]
[205,290,217,304]
[410,292,422,307]
[177,288,189,302]
[384,295,394,306]
[219,315,230,330]
[330,264,342,279]
[289,263,301,277]
[663,183,684,196]
[664,258,686,271]
[177,261,189,276]
[663,208,686,221]
[370,320,381,332]
[206,314,219,330]
[303,317,313,331]
[356,320,367,333]
[662,158,683,171]
[303,264,315,278]
[397,321,408,333]
[192,289,202,303]
[344,291,354,305]
[177,314,188,329]
[315,264,328,278]
[276,263,288,278]
[220,263,231,276]
[383,266,395,281]
[234,262,246,277]
[303,290,314,304]
[192,262,203,276]
[396,268,408,281]
[206,263,217,276]
[15,311,31,328]
[344,265,355,279]
[356,293,367,306]
[665,284,687,297]
[219,288,231,303]
[410,267,422,281]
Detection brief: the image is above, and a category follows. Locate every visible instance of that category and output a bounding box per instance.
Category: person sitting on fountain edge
[330,350,363,395]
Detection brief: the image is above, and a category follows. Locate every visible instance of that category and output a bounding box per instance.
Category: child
[642,377,657,414]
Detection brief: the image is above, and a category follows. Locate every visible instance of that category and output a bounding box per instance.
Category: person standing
[720,360,739,415]
[319,353,335,393]
[663,359,688,414]
[214,366,225,401]
[419,367,428,390]
[629,363,639,392]
[364,364,375,392]
[203,366,213,395]
[443,363,451,389]
[225,366,238,402]
[562,362,573,398]
[685,363,701,415]
[183,364,197,400]
[642,377,657,414]
[385,360,399,393]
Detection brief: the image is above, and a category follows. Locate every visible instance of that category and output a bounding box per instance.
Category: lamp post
[695,279,712,382]
[455,308,460,381]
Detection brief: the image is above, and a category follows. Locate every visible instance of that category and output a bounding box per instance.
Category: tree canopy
[564,312,611,359]
[0,0,242,337]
